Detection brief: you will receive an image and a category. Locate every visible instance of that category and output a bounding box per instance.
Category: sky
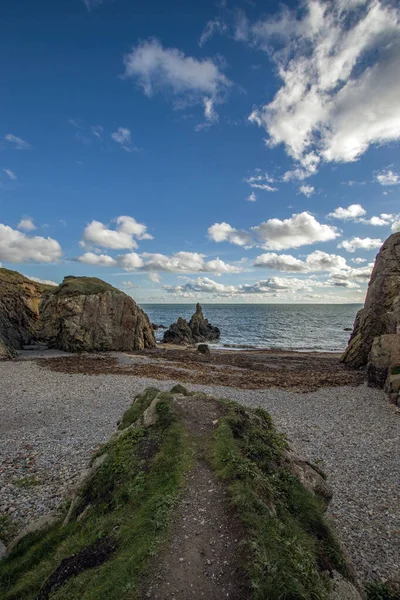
[0,0,399,304]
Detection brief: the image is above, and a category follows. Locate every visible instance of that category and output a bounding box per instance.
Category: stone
[8,514,59,552]
[283,446,332,505]
[328,571,362,600]
[40,276,156,352]
[163,304,220,346]
[197,344,210,355]
[0,268,55,359]
[367,334,400,388]
[143,394,163,427]
[342,233,400,368]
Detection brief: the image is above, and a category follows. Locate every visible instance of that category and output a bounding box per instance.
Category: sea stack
[40,276,156,352]
[342,233,400,393]
[163,303,220,345]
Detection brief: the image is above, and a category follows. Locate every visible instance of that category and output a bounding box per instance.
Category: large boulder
[163,303,220,345]
[0,268,55,358]
[40,276,156,352]
[342,233,400,368]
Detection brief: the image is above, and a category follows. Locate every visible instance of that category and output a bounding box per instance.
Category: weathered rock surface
[342,233,400,368]
[0,268,55,359]
[163,303,220,345]
[40,276,156,352]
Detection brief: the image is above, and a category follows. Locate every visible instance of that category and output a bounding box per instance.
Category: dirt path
[144,395,246,600]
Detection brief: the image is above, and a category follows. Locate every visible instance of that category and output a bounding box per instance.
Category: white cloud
[209,212,339,250]
[76,250,242,275]
[338,237,382,253]
[376,169,400,186]
[3,169,17,180]
[17,217,36,232]
[91,125,104,138]
[0,224,62,263]
[24,275,58,286]
[329,264,373,287]
[123,39,231,121]
[246,0,400,171]
[360,216,390,226]
[351,257,367,264]
[77,252,117,267]
[254,250,348,273]
[83,0,104,10]
[111,127,134,151]
[327,204,366,220]
[253,212,340,250]
[4,134,31,150]
[82,216,153,250]
[299,184,314,197]
[392,220,400,233]
[247,192,257,202]
[199,18,227,47]
[244,171,277,192]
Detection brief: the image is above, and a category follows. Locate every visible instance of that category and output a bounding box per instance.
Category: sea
[141,304,362,353]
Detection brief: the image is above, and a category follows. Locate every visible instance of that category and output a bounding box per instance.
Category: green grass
[0,390,191,600]
[390,366,400,375]
[51,276,120,298]
[13,476,41,488]
[365,581,400,600]
[212,401,349,600]
[0,268,55,299]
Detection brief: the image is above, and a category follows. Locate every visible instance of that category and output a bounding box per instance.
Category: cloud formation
[246,0,400,172]
[338,237,382,253]
[111,127,135,151]
[4,134,31,150]
[0,224,62,263]
[209,212,339,250]
[376,169,400,186]
[123,39,231,121]
[327,204,366,220]
[17,218,36,232]
[82,216,153,250]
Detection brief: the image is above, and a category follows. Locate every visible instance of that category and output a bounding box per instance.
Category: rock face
[163,303,220,345]
[40,276,156,352]
[342,233,400,369]
[0,268,55,359]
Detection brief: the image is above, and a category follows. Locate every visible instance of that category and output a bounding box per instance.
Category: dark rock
[0,268,55,359]
[342,233,400,368]
[344,327,352,331]
[151,323,166,330]
[197,344,210,355]
[163,304,220,346]
[40,276,156,352]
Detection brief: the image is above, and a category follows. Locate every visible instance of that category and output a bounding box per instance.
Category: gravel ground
[0,356,399,584]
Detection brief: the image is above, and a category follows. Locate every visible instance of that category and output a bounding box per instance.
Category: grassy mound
[0,268,55,298]
[0,388,357,600]
[51,276,120,298]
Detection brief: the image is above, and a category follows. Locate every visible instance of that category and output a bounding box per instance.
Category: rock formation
[40,276,156,352]
[342,233,400,368]
[342,233,400,400]
[0,268,55,359]
[163,303,220,345]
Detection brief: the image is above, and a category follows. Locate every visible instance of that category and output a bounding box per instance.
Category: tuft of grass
[0,390,191,600]
[51,276,120,298]
[13,476,41,488]
[391,366,400,376]
[212,401,349,600]
[117,387,159,430]
[365,581,400,600]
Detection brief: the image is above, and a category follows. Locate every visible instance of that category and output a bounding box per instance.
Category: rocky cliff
[40,276,156,352]
[342,233,400,369]
[163,303,220,345]
[0,268,55,359]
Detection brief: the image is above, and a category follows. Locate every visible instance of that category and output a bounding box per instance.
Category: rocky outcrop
[163,303,220,345]
[0,268,55,359]
[40,276,156,352]
[342,233,400,368]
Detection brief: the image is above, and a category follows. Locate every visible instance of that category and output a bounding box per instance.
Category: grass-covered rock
[0,387,362,600]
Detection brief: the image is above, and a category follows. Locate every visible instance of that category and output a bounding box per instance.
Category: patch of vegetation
[0,268,55,299]
[0,390,191,600]
[0,514,19,544]
[365,580,400,600]
[391,365,400,375]
[212,400,349,600]
[13,476,41,488]
[117,387,159,430]
[51,276,120,298]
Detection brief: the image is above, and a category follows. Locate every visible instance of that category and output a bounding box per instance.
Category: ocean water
[141,304,362,353]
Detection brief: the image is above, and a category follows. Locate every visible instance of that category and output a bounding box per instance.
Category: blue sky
[1,0,399,303]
